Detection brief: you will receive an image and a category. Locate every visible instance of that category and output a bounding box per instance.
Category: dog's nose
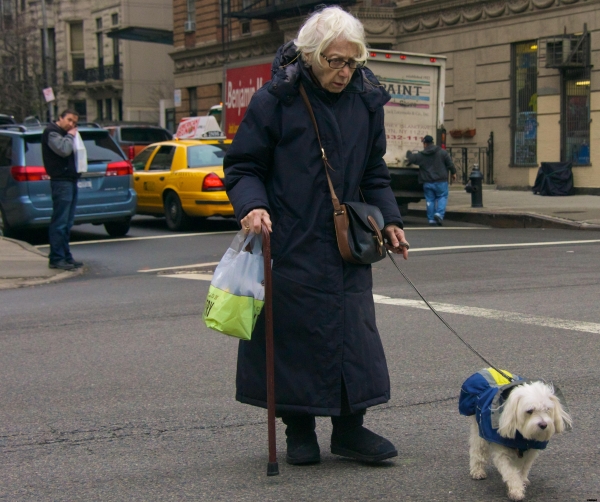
[538,422,547,430]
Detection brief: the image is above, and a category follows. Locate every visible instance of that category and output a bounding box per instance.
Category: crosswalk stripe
[373,294,600,334]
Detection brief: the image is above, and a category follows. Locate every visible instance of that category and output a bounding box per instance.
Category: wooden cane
[262,224,279,476]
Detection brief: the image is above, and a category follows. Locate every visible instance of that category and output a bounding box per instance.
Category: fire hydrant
[465,163,483,208]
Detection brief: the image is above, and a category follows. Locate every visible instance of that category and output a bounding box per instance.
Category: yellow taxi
[131,118,234,231]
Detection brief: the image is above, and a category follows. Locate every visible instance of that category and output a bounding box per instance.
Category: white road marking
[407,239,600,253]
[160,273,215,281]
[373,294,600,334]
[35,230,237,248]
[138,262,220,273]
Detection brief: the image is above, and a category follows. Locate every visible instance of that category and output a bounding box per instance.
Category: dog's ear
[497,390,521,439]
[550,393,572,433]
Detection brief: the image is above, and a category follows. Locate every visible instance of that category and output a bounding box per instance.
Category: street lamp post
[40,0,53,122]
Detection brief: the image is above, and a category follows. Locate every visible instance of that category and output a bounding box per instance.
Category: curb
[406,209,600,230]
[0,267,84,290]
[0,236,49,257]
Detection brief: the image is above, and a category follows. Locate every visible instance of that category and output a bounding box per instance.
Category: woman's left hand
[384,225,409,260]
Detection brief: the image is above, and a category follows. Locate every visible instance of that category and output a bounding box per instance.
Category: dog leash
[386,250,514,383]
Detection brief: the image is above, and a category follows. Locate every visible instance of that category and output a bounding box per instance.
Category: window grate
[511,41,538,166]
[562,67,590,165]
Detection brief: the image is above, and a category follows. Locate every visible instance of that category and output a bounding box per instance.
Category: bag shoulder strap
[298,84,343,214]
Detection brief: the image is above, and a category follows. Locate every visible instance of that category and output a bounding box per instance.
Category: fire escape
[220,0,357,56]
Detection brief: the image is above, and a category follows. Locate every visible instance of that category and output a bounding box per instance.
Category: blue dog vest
[459,368,548,452]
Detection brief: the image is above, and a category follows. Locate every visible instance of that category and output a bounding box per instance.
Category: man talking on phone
[41,109,84,270]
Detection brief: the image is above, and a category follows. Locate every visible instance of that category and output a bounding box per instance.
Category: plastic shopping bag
[203,230,265,340]
[74,132,88,173]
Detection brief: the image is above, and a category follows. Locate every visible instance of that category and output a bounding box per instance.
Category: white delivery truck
[367,49,446,211]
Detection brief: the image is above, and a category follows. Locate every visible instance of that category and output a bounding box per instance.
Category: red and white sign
[224,63,271,139]
[175,116,224,139]
[43,87,55,103]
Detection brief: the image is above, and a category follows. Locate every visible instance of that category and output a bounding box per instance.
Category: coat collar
[268,42,390,111]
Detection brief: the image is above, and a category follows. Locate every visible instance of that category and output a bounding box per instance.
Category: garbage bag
[203,230,265,340]
[532,162,573,196]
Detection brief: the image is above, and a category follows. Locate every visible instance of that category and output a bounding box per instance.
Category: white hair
[294,6,368,68]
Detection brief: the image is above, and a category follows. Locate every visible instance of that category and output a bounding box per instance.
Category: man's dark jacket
[224,42,402,416]
[42,122,78,181]
[406,144,456,184]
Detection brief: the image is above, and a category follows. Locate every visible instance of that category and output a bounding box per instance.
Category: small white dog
[459,368,572,501]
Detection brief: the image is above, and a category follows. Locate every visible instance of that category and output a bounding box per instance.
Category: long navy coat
[224,43,403,416]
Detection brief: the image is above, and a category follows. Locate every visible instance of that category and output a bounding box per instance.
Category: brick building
[171,0,600,191]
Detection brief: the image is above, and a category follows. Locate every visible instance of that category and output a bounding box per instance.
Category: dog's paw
[522,478,531,487]
[507,487,525,501]
[470,468,487,480]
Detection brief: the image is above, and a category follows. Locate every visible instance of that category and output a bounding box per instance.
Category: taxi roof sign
[175,116,225,140]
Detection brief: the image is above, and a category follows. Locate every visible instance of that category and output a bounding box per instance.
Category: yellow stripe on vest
[487,368,513,386]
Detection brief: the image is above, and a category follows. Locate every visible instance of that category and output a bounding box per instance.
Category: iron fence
[447,132,494,185]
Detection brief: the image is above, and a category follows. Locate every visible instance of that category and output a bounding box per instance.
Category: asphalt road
[0,215,598,501]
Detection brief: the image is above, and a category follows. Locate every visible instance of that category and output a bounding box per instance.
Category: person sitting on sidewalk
[406,135,457,226]
[41,110,84,270]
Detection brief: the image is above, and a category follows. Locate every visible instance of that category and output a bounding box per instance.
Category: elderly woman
[224,6,409,465]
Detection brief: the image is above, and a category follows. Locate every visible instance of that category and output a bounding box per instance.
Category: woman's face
[309,39,360,93]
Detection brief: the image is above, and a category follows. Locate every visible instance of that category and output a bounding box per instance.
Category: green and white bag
[203,230,264,340]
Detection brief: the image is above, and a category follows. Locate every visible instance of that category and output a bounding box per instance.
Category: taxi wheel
[165,192,191,231]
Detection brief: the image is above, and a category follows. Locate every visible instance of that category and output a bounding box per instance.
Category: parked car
[132,138,234,230]
[0,122,137,237]
[105,124,172,160]
[0,114,16,126]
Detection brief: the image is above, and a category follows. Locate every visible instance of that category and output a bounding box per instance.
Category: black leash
[386,249,514,383]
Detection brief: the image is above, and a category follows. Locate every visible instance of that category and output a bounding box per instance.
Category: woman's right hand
[241,208,272,234]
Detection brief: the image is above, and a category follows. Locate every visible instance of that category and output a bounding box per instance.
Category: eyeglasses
[320,54,364,70]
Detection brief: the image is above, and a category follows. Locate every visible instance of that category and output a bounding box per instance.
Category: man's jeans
[49,180,78,263]
[423,181,449,222]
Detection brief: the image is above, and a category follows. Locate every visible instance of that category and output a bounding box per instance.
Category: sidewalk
[1,189,600,290]
[408,187,600,230]
[0,237,83,290]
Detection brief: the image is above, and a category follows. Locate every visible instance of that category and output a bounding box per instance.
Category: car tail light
[106,160,133,176]
[128,145,135,160]
[11,166,50,182]
[202,172,225,191]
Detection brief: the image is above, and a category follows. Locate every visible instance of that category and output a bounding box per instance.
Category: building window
[70,21,85,81]
[112,13,119,25]
[118,99,123,121]
[96,17,102,30]
[562,68,590,165]
[97,99,103,121]
[188,87,197,116]
[105,98,113,121]
[71,100,87,121]
[241,20,251,35]
[97,31,104,68]
[187,0,195,22]
[511,41,538,166]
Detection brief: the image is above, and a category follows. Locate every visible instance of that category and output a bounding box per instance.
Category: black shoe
[331,415,397,463]
[66,259,84,268]
[49,260,76,270]
[282,416,321,465]
[429,221,438,227]
[434,214,443,226]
